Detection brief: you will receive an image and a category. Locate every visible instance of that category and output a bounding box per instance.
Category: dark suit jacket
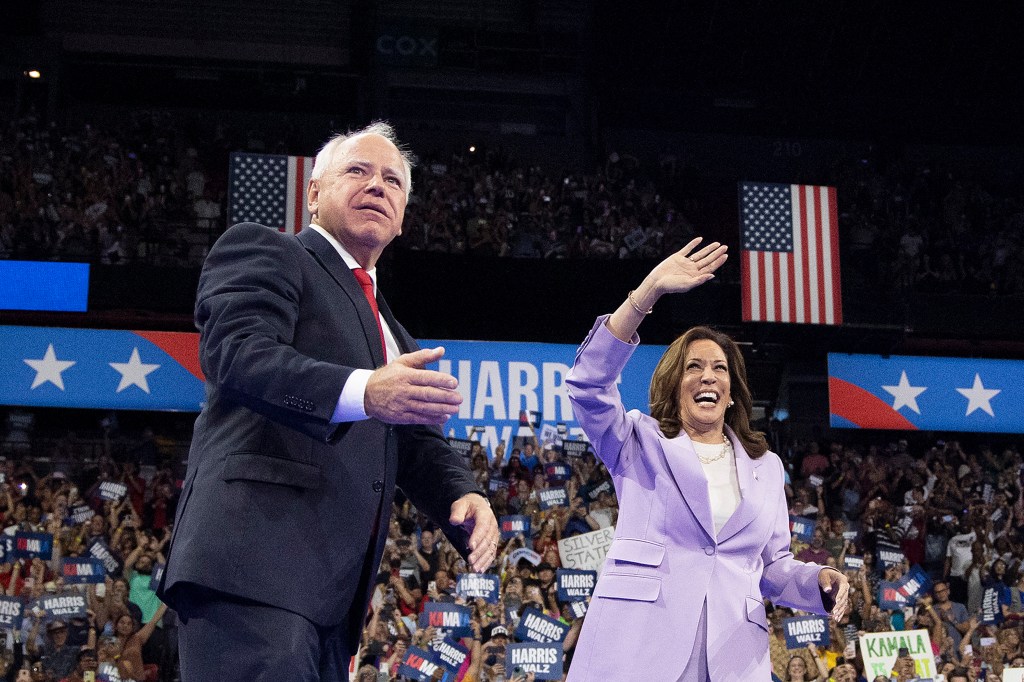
[158,223,483,641]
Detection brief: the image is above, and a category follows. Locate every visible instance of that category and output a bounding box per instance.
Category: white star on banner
[109,348,160,394]
[956,373,1000,417]
[23,344,76,390]
[881,371,927,414]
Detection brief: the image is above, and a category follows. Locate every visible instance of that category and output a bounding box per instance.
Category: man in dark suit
[158,122,499,681]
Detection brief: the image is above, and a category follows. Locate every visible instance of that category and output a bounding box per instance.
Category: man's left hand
[450,494,499,572]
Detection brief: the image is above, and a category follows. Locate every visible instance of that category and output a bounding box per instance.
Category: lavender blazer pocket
[745,596,769,632]
[594,573,662,602]
[605,538,665,570]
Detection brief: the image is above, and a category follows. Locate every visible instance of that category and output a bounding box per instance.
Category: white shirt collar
[308,224,377,293]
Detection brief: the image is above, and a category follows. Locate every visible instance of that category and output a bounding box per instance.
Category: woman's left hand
[818,567,850,621]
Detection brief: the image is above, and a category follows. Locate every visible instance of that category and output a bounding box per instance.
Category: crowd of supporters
[2,111,1024,298]
[3,410,1024,681]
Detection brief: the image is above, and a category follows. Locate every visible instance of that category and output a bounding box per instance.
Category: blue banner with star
[829,353,1022,433]
[1,326,205,412]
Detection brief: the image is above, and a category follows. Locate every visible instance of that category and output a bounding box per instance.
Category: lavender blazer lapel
[661,436,716,541]
[717,429,769,542]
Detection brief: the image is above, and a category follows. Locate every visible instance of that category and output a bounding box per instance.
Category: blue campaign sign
[500,515,531,540]
[0,261,89,312]
[982,587,1004,625]
[506,643,564,680]
[0,326,205,412]
[33,593,87,621]
[14,532,53,560]
[789,516,815,542]
[398,646,454,682]
[150,563,165,592]
[556,569,597,602]
[0,595,23,630]
[894,565,932,604]
[514,607,569,644]
[829,353,1024,433]
[538,487,569,510]
[783,616,830,649]
[419,602,473,638]
[878,581,909,611]
[62,558,105,584]
[422,338,667,458]
[509,547,542,567]
[430,637,469,673]
[876,542,905,568]
[455,573,500,603]
[0,536,12,563]
[544,462,571,483]
[843,555,864,571]
[87,539,123,577]
[568,601,588,618]
[98,481,128,502]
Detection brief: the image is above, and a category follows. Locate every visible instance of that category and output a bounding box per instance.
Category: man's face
[833,663,856,682]
[78,654,98,672]
[308,133,408,267]
[934,583,951,603]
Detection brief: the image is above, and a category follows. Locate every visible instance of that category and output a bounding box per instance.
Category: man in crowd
[160,121,498,680]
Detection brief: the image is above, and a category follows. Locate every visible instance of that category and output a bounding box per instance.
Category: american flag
[739,182,843,325]
[228,152,314,234]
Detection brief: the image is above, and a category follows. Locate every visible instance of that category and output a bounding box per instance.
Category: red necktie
[352,268,387,362]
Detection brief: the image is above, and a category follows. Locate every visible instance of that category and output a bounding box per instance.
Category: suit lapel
[661,436,716,541]
[377,293,414,355]
[296,230,386,367]
[717,427,769,542]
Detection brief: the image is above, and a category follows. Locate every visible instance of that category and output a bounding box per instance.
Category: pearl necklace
[696,435,731,465]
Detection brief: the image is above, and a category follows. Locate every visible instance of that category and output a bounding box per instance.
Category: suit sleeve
[759,454,829,614]
[565,315,641,475]
[196,223,352,443]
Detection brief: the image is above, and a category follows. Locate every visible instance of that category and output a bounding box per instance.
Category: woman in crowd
[564,238,849,681]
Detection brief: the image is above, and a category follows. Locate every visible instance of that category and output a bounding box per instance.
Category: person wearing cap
[563,240,850,681]
[27,618,79,680]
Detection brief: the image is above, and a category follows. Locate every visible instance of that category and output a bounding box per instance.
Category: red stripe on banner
[741,251,752,321]
[828,186,843,323]
[786,252,797,323]
[758,251,768,320]
[798,188,812,323]
[828,377,917,430]
[134,331,204,382]
[293,158,306,235]
[772,252,783,323]
[814,187,827,323]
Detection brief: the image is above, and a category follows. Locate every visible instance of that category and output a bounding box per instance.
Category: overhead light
[25,70,42,79]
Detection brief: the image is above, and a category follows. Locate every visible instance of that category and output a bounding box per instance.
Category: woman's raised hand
[648,237,729,297]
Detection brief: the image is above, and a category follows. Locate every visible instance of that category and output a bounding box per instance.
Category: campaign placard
[783,615,831,649]
[98,481,128,502]
[500,515,531,540]
[877,581,909,611]
[558,527,615,573]
[0,536,12,563]
[61,558,105,584]
[843,555,864,571]
[585,480,612,502]
[33,592,87,621]
[514,607,569,644]
[538,487,568,510]
[561,441,590,458]
[447,438,474,460]
[859,629,935,680]
[87,539,123,577]
[544,462,571,483]
[419,602,473,638]
[69,504,95,525]
[556,569,597,602]
[0,595,23,630]
[455,573,500,603]
[842,530,859,542]
[149,563,165,592]
[568,601,588,618]
[788,516,815,542]
[894,565,932,604]
[398,646,454,682]
[508,547,542,567]
[488,478,509,493]
[506,643,564,680]
[430,637,469,673]
[876,541,905,568]
[982,586,1004,625]
[14,532,53,560]
[1005,669,1024,682]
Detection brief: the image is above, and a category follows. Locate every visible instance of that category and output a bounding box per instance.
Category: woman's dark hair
[649,325,768,458]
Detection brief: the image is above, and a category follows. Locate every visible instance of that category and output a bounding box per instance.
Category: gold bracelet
[627,290,653,315]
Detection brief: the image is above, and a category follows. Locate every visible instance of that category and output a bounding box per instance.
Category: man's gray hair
[310,121,414,198]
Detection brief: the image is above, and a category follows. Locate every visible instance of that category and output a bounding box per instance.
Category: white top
[693,439,741,535]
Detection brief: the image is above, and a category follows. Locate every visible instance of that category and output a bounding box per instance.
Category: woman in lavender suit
[564,239,849,681]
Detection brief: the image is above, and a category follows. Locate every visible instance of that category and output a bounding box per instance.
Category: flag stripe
[740,182,842,326]
[229,152,313,235]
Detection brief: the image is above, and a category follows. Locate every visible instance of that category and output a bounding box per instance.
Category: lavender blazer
[565,317,829,681]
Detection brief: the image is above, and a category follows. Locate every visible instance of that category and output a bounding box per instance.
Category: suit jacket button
[704,546,715,556]
[372,480,384,493]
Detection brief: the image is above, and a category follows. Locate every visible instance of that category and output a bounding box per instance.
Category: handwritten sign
[558,527,615,573]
